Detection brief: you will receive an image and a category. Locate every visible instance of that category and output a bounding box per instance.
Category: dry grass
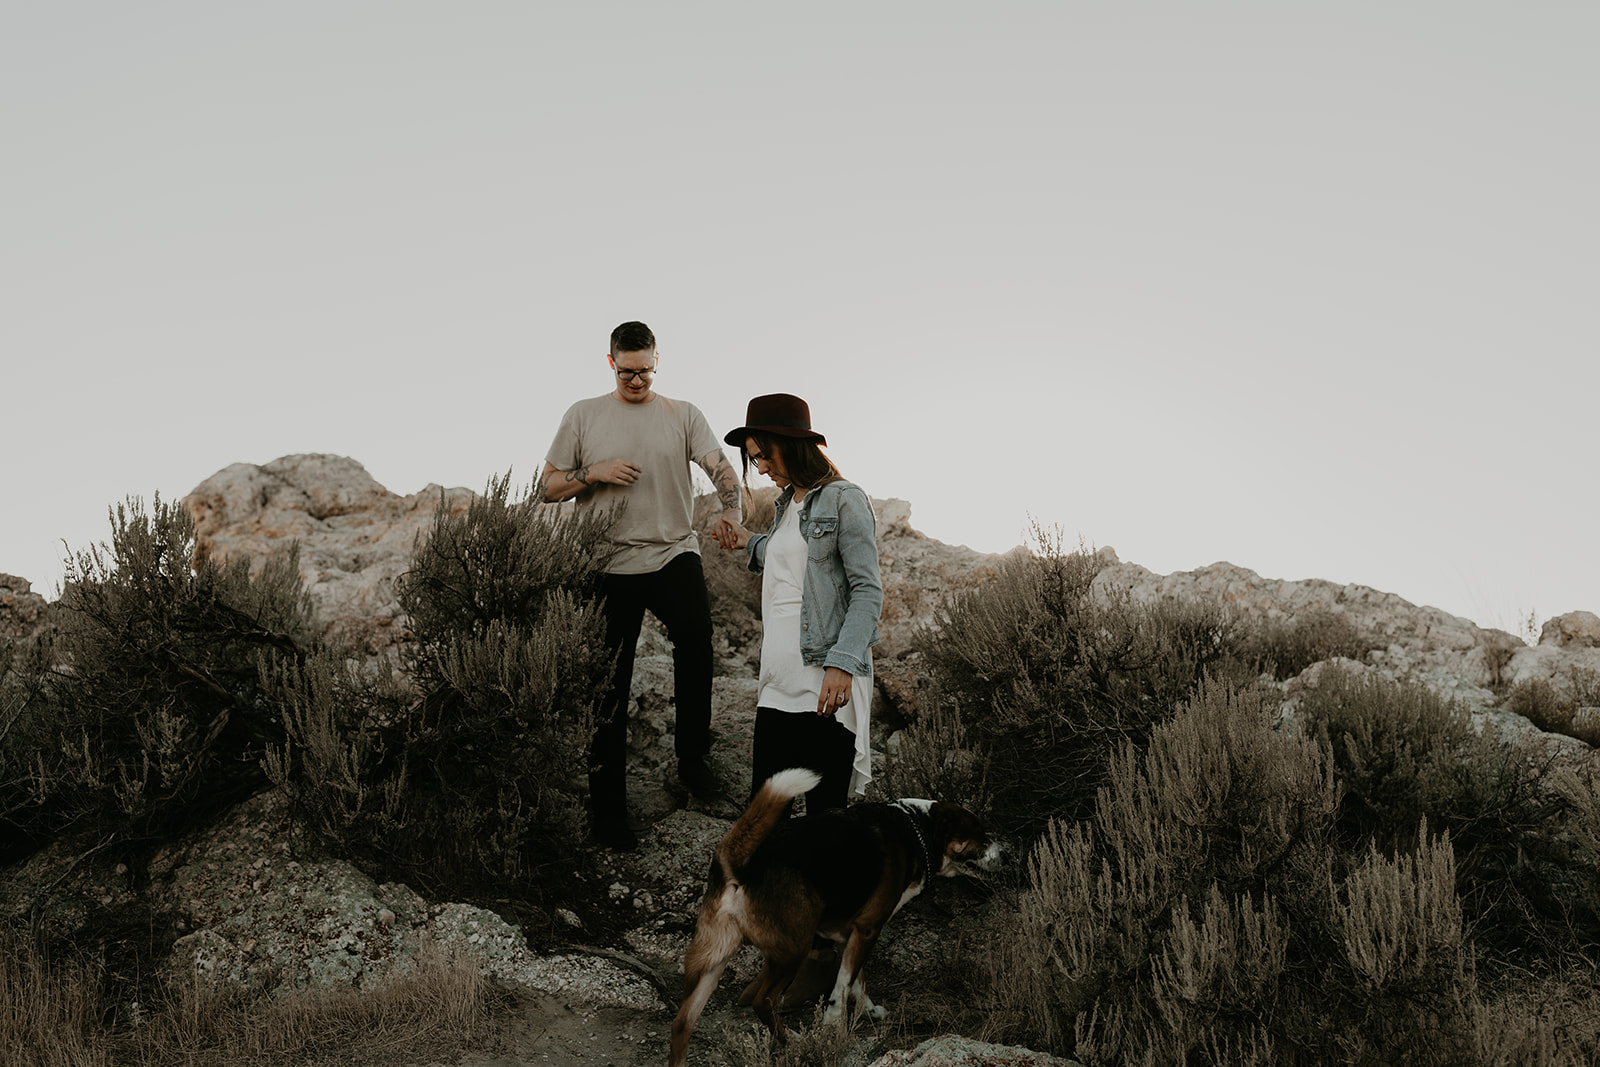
[0,930,110,1067]
[1,930,497,1067]
[723,1001,877,1067]
[1473,963,1600,1066]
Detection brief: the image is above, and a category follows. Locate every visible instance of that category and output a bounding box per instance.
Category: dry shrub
[1297,666,1586,965]
[907,529,1248,840]
[1331,828,1475,1061]
[1245,608,1377,680]
[266,474,615,890]
[872,700,991,815]
[1550,764,1600,936]
[14,495,315,851]
[0,636,57,862]
[990,679,1487,1065]
[1506,669,1600,746]
[1296,667,1475,839]
[396,473,615,650]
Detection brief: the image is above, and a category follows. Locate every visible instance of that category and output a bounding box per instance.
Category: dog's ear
[929,802,990,859]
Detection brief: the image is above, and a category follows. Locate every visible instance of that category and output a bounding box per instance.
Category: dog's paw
[852,991,887,1021]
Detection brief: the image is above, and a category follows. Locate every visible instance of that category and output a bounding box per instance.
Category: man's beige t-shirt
[545,393,721,575]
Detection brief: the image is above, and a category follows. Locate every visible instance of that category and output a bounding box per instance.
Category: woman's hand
[817,666,852,717]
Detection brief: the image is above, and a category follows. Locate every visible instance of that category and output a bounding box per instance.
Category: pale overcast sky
[3,2,1595,635]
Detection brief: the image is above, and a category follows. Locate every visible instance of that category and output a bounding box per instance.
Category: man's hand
[538,459,641,502]
[589,459,642,486]
[817,666,852,717]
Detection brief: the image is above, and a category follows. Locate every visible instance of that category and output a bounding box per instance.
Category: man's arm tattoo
[702,453,741,514]
[538,466,591,503]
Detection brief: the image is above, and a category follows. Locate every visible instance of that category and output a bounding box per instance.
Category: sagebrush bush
[396,472,615,657]
[1333,827,1474,1059]
[1506,670,1600,746]
[908,530,1248,839]
[1244,608,1376,680]
[997,679,1482,1065]
[9,495,315,850]
[1296,667,1475,840]
[265,475,616,888]
[872,700,992,815]
[1297,666,1585,965]
[1550,764,1600,943]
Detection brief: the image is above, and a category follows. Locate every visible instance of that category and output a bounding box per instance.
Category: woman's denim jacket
[746,480,882,677]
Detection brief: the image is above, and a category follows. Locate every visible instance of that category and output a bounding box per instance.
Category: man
[541,321,743,850]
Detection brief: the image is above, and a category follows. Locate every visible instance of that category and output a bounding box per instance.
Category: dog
[668,767,995,1066]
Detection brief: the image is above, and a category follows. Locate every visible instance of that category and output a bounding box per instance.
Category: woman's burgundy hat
[724,393,826,447]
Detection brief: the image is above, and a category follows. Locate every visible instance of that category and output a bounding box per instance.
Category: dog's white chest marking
[891,878,925,918]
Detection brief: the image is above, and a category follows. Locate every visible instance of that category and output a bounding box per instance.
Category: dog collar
[892,801,935,879]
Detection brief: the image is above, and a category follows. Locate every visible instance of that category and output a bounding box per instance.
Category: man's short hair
[610,321,656,355]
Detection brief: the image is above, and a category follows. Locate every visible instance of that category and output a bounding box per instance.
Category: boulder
[184,454,473,653]
[1540,610,1600,649]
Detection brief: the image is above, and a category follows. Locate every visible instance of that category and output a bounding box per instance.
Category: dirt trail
[444,988,762,1066]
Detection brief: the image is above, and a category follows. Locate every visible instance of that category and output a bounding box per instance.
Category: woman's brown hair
[739,432,842,492]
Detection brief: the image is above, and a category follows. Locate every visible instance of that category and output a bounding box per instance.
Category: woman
[716,393,883,813]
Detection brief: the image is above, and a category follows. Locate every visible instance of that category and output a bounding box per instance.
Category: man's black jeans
[589,551,714,819]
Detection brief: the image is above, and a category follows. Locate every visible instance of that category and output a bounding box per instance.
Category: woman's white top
[756,497,873,795]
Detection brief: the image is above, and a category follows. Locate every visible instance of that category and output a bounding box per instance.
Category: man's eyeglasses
[615,366,656,382]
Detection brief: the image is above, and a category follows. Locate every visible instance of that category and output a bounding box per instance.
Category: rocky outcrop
[1093,554,1600,716]
[0,573,48,647]
[183,454,474,653]
[183,457,1012,726]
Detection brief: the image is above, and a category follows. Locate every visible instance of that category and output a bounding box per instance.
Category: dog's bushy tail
[717,768,819,880]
